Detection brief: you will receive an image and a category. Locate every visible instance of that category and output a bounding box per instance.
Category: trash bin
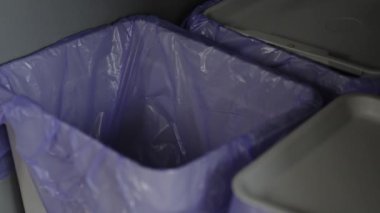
[0,16,321,212]
[230,94,380,213]
[183,0,380,102]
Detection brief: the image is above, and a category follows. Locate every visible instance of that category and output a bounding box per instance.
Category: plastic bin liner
[183,0,380,102]
[0,16,321,212]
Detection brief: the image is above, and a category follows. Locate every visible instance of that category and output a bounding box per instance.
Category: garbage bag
[183,0,380,102]
[0,16,321,212]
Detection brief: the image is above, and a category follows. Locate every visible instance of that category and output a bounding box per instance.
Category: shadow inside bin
[105,102,191,169]
[110,121,187,169]
[102,95,316,170]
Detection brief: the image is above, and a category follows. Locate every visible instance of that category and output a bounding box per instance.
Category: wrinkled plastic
[183,0,380,102]
[0,16,321,212]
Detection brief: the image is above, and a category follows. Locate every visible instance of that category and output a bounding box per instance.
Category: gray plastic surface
[0,173,23,213]
[233,94,380,213]
[205,0,380,76]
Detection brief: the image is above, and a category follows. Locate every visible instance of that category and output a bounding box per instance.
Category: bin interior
[0,17,320,169]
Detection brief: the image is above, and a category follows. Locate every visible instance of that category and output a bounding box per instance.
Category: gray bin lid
[232,94,380,213]
[205,0,380,76]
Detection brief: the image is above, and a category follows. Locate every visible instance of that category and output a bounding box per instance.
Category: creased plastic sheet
[183,0,380,102]
[0,16,321,212]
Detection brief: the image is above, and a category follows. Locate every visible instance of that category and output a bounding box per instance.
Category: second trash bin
[184,0,380,102]
[0,16,321,212]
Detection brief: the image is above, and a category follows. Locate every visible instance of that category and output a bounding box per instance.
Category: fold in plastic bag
[0,16,321,212]
[183,0,380,102]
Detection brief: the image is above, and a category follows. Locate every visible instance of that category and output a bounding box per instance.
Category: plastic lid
[232,95,380,213]
[205,0,380,75]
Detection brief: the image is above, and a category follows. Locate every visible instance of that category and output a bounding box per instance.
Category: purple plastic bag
[0,16,321,212]
[183,0,380,102]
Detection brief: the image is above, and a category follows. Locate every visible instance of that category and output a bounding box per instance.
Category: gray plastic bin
[204,0,380,76]
[231,94,380,213]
